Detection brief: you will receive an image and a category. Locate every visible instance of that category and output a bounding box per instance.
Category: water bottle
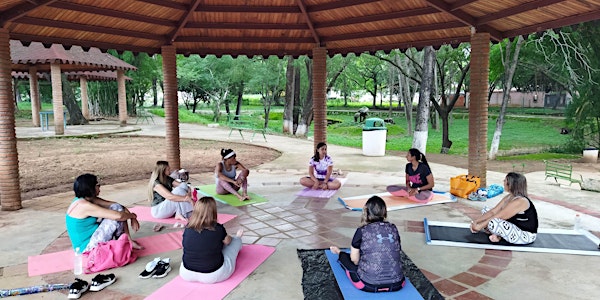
[574,214,581,231]
[74,247,83,275]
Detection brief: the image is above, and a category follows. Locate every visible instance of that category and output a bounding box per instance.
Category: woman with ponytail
[299,142,341,190]
[387,148,435,203]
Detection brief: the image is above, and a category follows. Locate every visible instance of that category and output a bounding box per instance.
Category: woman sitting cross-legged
[215,148,251,201]
[387,148,434,203]
[66,173,143,252]
[299,142,342,190]
[179,196,244,283]
[330,196,405,293]
[148,160,194,223]
[470,172,538,244]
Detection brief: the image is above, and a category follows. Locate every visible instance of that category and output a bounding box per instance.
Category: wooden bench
[544,160,582,188]
[227,115,267,142]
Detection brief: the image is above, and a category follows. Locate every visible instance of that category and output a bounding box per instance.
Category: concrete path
[2,116,600,299]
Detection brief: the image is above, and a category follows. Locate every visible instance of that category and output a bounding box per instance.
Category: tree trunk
[396,55,413,136]
[152,77,158,106]
[61,75,88,125]
[283,56,295,134]
[413,46,435,154]
[296,59,313,136]
[489,36,524,160]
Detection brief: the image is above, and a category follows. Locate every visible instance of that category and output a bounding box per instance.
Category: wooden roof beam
[296,0,321,45]
[10,33,158,55]
[14,17,166,42]
[176,36,314,44]
[332,35,472,55]
[425,0,503,41]
[48,2,177,27]
[309,0,381,12]
[476,0,565,25]
[194,5,299,13]
[136,0,188,11]
[450,0,478,11]
[315,7,439,28]
[322,21,465,42]
[0,0,58,26]
[186,22,307,30]
[168,0,202,44]
[504,10,600,38]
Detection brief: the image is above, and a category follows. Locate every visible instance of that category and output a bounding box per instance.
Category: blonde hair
[187,197,218,231]
[148,161,171,202]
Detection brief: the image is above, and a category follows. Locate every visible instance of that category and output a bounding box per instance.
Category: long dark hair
[409,148,429,167]
[313,142,327,162]
[360,196,387,226]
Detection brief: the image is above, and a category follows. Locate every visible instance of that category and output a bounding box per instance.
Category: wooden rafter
[504,10,600,37]
[314,7,438,28]
[296,0,320,45]
[450,0,478,11]
[48,2,177,27]
[476,0,566,25]
[309,0,381,12]
[185,22,307,30]
[425,0,502,41]
[194,5,299,13]
[176,36,314,44]
[0,0,57,26]
[322,21,465,42]
[168,0,203,44]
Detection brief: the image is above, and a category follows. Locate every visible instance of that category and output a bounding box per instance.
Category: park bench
[544,160,582,188]
[135,109,155,125]
[227,115,267,142]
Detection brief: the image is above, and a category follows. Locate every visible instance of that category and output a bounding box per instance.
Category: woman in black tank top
[469,172,538,245]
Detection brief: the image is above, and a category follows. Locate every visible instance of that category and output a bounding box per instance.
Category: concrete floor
[2,116,600,299]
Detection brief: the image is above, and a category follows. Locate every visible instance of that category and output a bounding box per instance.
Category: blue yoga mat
[324,250,424,300]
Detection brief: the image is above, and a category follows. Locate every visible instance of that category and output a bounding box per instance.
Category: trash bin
[362,118,387,156]
[583,148,598,163]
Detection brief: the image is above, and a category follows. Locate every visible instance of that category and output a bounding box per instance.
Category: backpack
[84,233,137,274]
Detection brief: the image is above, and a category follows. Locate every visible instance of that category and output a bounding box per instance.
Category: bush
[267,112,283,120]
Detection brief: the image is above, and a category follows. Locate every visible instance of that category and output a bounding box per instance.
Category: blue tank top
[65,198,99,251]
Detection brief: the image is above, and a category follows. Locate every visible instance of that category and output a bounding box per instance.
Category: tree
[347,54,386,108]
[489,36,525,160]
[413,46,436,153]
[283,56,300,134]
[248,56,285,128]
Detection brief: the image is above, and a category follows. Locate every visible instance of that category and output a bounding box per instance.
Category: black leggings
[337,252,405,293]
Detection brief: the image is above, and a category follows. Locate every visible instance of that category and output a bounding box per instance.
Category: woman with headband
[215,149,250,201]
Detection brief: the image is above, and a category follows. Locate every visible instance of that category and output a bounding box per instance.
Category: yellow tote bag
[450,175,481,198]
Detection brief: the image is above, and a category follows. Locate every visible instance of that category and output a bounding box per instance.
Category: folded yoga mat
[324,249,423,300]
[128,206,237,225]
[145,244,275,300]
[28,230,185,276]
[424,218,600,256]
[296,177,348,198]
[297,249,443,300]
[338,191,456,211]
[196,184,268,207]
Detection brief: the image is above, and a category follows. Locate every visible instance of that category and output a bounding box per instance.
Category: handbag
[85,233,137,274]
[450,175,481,198]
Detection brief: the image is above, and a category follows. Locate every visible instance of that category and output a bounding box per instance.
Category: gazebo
[10,40,136,133]
[0,0,599,210]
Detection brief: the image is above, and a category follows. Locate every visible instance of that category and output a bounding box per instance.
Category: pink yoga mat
[145,244,275,300]
[296,177,348,198]
[128,206,237,225]
[28,231,185,276]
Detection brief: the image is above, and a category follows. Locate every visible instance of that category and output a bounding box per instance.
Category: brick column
[312,47,327,148]
[50,62,64,135]
[117,70,127,126]
[161,45,180,170]
[80,77,89,119]
[468,32,490,187]
[29,66,40,127]
[0,29,22,210]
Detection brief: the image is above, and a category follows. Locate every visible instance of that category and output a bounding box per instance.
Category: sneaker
[67,278,89,299]
[152,258,171,278]
[139,257,161,279]
[90,273,116,292]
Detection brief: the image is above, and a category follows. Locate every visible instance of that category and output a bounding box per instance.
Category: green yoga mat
[196,184,268,206]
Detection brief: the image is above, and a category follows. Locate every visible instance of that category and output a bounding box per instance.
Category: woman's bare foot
[329,246,341,255]
[489,234,502,243]
[153,223,164,232]
[174,214,187,221]
[236,228,244,238]
[131,240,144,250]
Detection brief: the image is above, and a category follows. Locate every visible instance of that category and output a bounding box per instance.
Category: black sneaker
[90,273,116,292]
[139,257,161,279]
[67,278,89,299]
[152,260,171,278]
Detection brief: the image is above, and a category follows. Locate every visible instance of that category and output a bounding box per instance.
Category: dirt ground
[17,136,598,200]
